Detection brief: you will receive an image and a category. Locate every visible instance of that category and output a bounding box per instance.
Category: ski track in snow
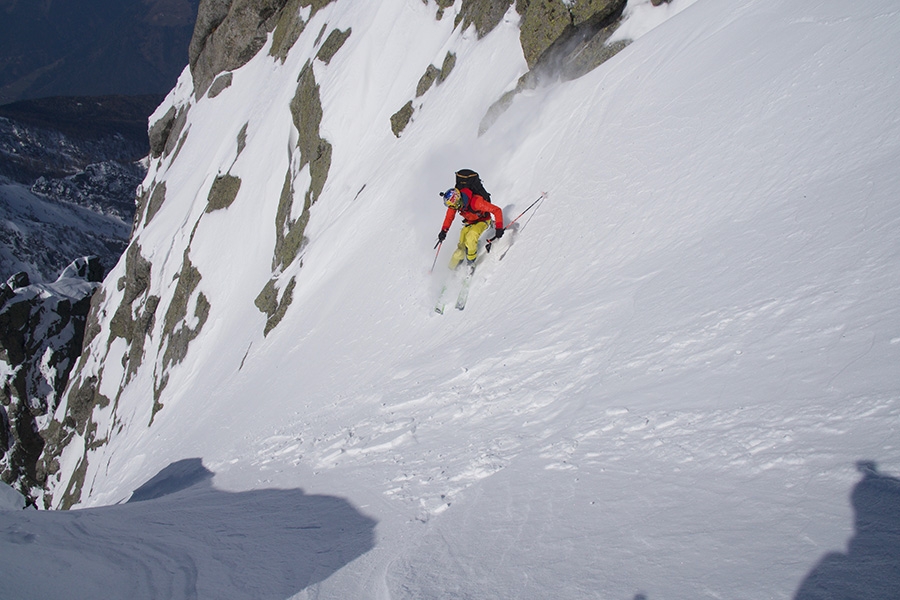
[249,373,898,522]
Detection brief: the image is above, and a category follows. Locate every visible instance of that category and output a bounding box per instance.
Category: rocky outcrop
[148,103,190,159]
[255,55,333,336]
[478,0,629,134]
[189,0,337,98]
[455,0,514,39]
[205,174,242,212]
[316,27,352,65]
[391,51,456,138]
[393,0,629,136]
[391,101,415,138]
[155,250,210,419]
[0,258,103,506]
[39,242,160,509]
[189,0,289,98]
[518,0,627,69]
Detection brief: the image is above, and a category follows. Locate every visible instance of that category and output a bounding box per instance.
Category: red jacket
[441,188,504,231]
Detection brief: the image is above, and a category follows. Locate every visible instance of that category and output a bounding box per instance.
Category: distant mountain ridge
[0,94,160,182]
[0,0,200,105]
[0,95,159,282]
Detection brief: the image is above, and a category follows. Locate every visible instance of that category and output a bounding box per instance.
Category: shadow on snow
[630,460,899,600]
[793,460,900,600]
[0,458,377,600]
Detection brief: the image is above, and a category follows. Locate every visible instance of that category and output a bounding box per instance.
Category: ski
[455,264,475,310]
[434,283,449,314]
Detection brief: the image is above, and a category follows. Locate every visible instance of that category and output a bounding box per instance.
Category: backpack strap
[459,188,472,211]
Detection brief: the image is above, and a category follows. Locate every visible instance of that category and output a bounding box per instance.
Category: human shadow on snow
[127,457,216,502]
[0,458,377,600]
[794,460,900,600]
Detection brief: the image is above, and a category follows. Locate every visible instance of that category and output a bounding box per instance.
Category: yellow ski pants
[449,221,490,269]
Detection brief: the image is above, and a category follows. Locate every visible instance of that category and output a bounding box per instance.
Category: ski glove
[494,227,504,239]
[437,230,447,242]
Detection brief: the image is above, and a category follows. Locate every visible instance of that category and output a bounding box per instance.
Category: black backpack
[455,169,491,202]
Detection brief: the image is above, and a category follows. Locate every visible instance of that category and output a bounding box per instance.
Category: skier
[436,170,504,271]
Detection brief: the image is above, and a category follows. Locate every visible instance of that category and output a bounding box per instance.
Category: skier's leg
[463,221,489,263]
[449,226,469,269]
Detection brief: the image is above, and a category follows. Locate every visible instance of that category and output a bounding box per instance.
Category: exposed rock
[161,252,207,373]
[440,51,457,83]
[518,0,569,66]
[256,57,333,336]
[559,35,629,81]
[316,28,352,65]
[155,249,210,420]
[255,276,297,336]
[0,257,103,506]
[164,106,190,158]
[270,0,308,62]
[148,105,177,158]
[205,173,242,212]
[109,243,158,386]
[272,170,309,273]
[416,52,456,98]
[290,62,332,210]
[43,374,110,509]
[479,0,628,134]
[417,65,441,98]
[207,72,234,98]
[189,0,268,98]
[189,0,338,98]
[456,0,514,38]
[237,123,249,157]
[435,0,456,18]
[518,0,627,69]
[391,101,415,138]
[138,181,168,227]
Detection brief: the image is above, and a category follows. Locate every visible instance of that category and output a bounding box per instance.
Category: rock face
[518,0,628,69]
[188,0,337,98]
[189,0,291,98]
[392,0,629,137]
[477,0,629,134]
[0,258,103,506]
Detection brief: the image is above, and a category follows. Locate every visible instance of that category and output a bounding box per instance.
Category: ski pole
[429,240,443,273]
[486,192,547,251]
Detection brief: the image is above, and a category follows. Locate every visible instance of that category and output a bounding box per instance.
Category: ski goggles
[443,188,463,209]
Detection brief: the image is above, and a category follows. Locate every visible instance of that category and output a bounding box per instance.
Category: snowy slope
[4,0,900,598]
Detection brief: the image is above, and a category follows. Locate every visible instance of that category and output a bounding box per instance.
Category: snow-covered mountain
[3,0,900,598]
[0,95,159,281]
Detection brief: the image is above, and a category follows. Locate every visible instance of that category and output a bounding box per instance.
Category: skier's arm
[441,206,457,232]
[472,196,503,229]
